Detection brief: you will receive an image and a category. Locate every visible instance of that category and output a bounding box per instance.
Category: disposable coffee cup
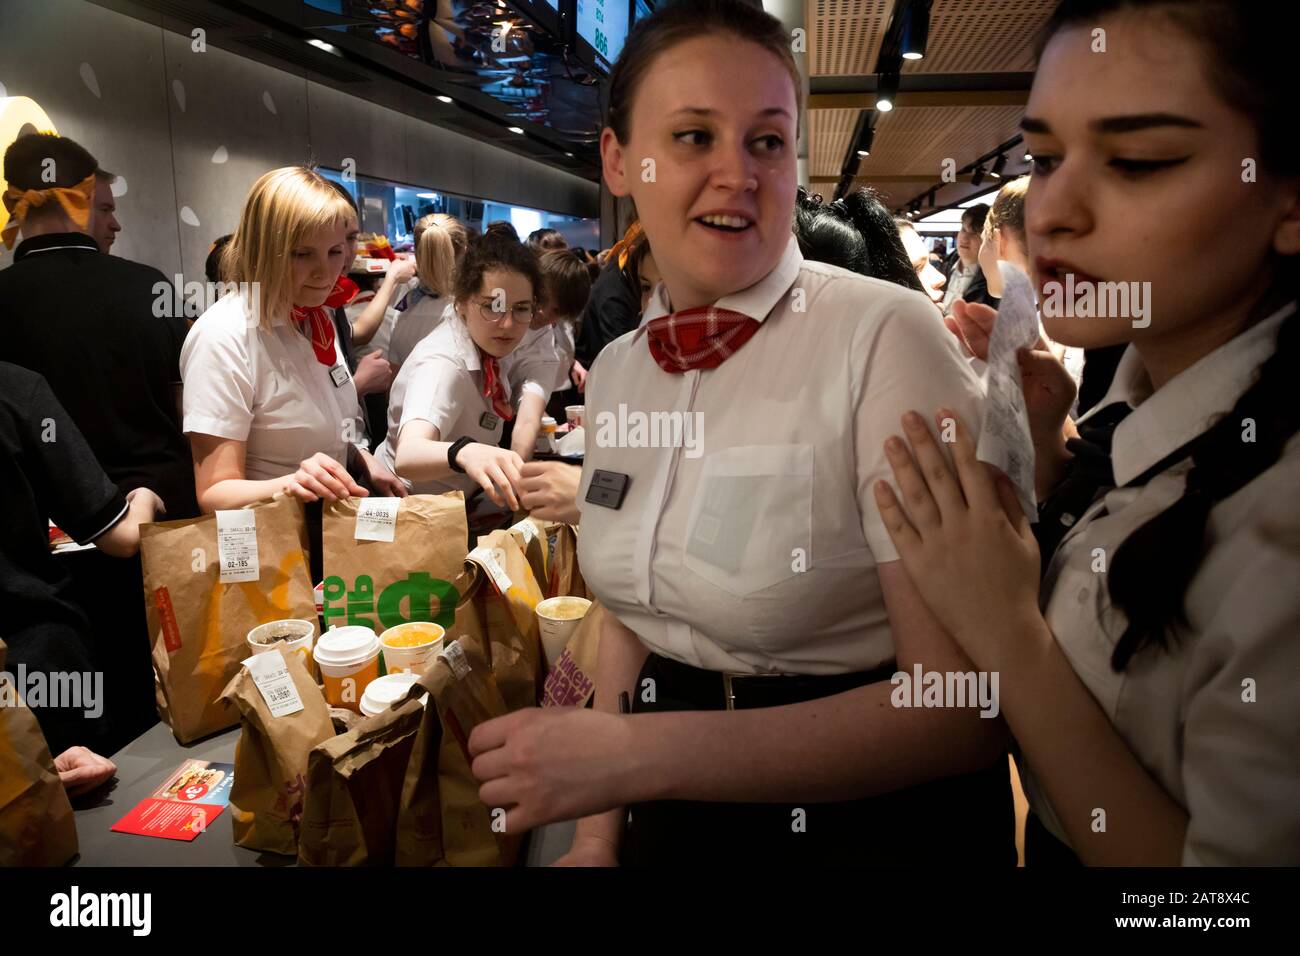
[312,625,382,713]
[359,673,429,718]
[565,405,584,429]
[247,619,316,673]
[536,596,592,668]
[380,621,445,675]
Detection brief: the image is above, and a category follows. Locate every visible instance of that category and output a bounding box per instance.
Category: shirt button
[1076,587,1090,605]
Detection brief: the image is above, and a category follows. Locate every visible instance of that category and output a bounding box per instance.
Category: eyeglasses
[473,298,534,324]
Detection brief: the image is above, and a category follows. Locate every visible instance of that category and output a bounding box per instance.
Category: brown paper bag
[508,519,589,600]
[468,530,544,711]
[142,496,315,743]
[218,650,335,855]
[320,493,467,636]
[395,640,519,867]
[0,639,78,866]
[541,601,605,709]
[297,689,425,866]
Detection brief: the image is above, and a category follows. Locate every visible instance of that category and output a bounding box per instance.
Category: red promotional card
[110,759,234,842]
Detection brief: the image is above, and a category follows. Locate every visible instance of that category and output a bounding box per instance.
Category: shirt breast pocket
[682,444,813,598]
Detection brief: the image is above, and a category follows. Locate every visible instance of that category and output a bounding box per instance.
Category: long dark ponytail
[1041,0,1300,670]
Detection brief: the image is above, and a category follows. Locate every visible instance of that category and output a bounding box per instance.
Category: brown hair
[984,176,1028,248]
[605,0,801,144]
[538,249,592,321]
[452,233,542,309]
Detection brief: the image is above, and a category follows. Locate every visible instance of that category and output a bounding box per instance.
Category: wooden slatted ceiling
[903,0,1059,74]
[809,0,891,77]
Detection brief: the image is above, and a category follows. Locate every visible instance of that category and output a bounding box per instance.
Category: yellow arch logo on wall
[0,96,58,236]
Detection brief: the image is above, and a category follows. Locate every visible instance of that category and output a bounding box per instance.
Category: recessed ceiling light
[436,95,453,104]
[306,39,339,55]
[416,192,438,199]
[857,149,869,157]
[508,126,524,134]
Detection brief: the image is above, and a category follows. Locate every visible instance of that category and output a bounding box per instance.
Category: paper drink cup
[536,597,592,668]
[312,625,382,713]
[247,619,316,673]
[380,622,445,675]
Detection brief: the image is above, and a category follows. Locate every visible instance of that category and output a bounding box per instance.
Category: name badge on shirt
[480,411,500,430]
[585,470,630,510]
[329,363,350,388]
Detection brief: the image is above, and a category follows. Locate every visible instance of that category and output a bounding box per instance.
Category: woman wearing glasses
[377,233,540,511]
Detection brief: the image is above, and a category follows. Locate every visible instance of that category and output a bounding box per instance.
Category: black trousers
[1024,811,1082,867]
[621,653,1017,867]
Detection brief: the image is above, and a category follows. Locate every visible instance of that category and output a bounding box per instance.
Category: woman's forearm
[394,436,455,483]
[196,477,288,512]
[351,275,404,346]
[627,676,1006,805]
[510,392,546,461]
[972,613,1188,865]
[573,612,651,848]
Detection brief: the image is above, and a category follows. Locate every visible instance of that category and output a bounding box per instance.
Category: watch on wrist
[447,436,476,473]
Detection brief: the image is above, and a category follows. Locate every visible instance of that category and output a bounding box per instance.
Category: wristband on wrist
[447,436,476,473]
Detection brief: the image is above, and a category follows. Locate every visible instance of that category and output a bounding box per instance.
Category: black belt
[634,653,895,713]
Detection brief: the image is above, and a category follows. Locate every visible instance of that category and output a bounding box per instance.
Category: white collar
[1087,302,1296,486]
[638,233,804,331]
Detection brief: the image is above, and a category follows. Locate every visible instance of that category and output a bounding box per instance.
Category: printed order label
[355,497,401,543]
[216,509,259,583]
[468,546,513,594]
[244,651,304,718]
[441,640,470,680]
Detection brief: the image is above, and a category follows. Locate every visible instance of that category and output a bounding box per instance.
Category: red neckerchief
[644,305,761,373]
[291,304,337,367]
[479,350,514,421]
[325,275,360,308]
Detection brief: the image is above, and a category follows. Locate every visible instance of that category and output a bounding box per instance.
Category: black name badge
[585,469,631,510]
[480,411,500,430]
[330,364,350,388]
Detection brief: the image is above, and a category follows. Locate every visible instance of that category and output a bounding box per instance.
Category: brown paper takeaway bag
[396,641,519,867]
[321,493,467,636]
[142,496,315,743]
[506,518,589,601]
[218,650,335,856]
[0,639,78,866]
[468,530,545,712]
[541,601,605,709]
[297,688,425,866]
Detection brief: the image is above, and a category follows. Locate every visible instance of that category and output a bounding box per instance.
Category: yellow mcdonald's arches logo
[0,95,58,234]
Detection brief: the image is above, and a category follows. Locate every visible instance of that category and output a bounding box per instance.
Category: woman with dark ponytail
[795,186,926,293]
[874,0,1300,865]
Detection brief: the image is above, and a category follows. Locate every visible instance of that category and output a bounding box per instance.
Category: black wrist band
[447,436,476,473]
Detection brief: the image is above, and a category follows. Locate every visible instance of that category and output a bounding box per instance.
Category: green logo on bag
[321,573,459,630]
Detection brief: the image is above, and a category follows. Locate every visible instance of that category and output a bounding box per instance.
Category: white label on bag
[440,640,470,680]
[355,497,401,542]
[216,509,259,583]
[510,519,539,547]
[469,546,513,594]
[244,652,304,718]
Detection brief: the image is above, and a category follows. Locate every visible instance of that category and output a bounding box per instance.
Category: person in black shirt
[0,132,197,518]
[0,362,162,755]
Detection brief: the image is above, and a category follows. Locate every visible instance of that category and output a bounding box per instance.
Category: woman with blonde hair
[181,165,404,510]
[386,212,466,367]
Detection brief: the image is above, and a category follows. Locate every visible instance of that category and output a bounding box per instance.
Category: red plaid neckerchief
[290,304,337,367]
[324,275,360,308]
[479,350,514,421]
[644,305,761,373]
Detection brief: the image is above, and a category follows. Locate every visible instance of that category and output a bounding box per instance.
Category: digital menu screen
[576,0,630,71]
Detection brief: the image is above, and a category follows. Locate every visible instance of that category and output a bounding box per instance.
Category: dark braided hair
[794,187,926,294]
[1040,0,1300,671]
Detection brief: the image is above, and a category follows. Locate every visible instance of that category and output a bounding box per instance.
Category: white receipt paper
[509,518,539,547]
[244,652,304,718]
[440,639,471,679]
[975,266,1039,522]
[216,509,260,583]
[355,497,401,543]
[468,546,513,594]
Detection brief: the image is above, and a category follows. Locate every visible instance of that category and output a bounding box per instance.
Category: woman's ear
[1272,181,1300,256]
[601,127,632,198]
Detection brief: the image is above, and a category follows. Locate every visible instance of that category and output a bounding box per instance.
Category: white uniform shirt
[1022,303,1300,865]
[180,291,365,482]
[387,288,450,367]
[377,314,510,497]
[503,324,565,405]
[346,294,401,361]
[941,259,975,313]
[576,235,986,675]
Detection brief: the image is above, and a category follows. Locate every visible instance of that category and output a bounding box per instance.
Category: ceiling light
[857,149,870,157]
[971,165,986,187]
[991,153,1008,178]
[900,4,929,61]
[1024,152,1033,162]
[306,39,339,55]
[508,126,524,134]
[436,95,453,104]
[875,72,899,113]
[416,192,438,199]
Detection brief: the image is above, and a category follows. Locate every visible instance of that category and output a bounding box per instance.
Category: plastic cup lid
[313,626,380,666]
[361,674,427,713]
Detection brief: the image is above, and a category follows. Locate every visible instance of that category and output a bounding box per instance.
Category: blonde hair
[412,213,463,296]
[984,175,1029,254]
[222,166,354,327]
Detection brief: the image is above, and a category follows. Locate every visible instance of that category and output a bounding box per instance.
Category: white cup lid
[313,626,380,667]
[360,673,427,715]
